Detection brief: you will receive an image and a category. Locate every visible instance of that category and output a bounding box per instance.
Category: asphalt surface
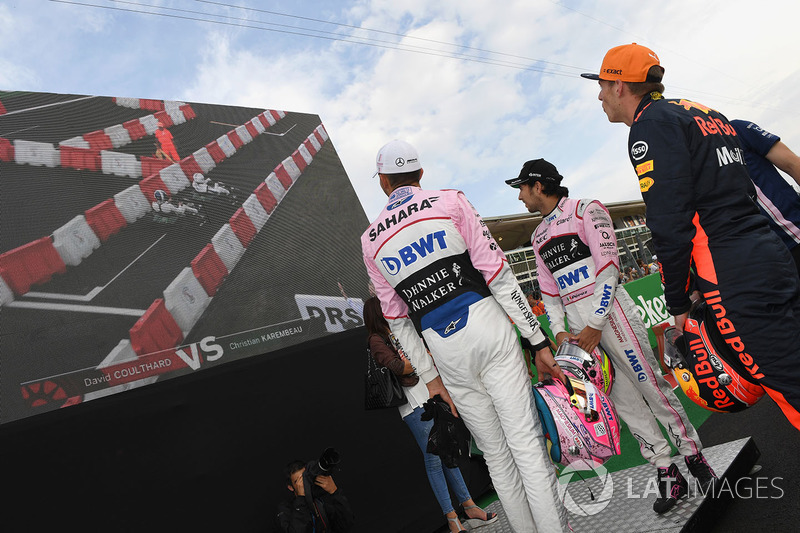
[0,92,371,424]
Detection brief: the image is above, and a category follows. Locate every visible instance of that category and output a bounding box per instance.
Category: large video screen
[0,91,371,424]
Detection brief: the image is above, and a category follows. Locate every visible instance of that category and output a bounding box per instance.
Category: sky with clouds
[3,0,799,222]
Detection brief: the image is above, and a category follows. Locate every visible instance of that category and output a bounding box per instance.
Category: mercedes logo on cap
[395,157,405,167]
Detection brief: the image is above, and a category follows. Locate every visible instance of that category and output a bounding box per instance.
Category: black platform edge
[681,436,761,533]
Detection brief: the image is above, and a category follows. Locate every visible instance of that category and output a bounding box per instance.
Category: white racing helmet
[554,340,614,394]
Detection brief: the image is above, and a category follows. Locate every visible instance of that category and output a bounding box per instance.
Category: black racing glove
[520,336,550,363]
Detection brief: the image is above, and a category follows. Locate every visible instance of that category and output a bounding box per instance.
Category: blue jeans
[403,406,472,514]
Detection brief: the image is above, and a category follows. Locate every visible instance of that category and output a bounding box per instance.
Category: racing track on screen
[0,93,369,423]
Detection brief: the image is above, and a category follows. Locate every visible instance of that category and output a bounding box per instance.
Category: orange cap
[581,43,664,83]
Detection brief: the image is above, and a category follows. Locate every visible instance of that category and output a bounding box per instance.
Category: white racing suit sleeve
[362,253,440,384]
[489,268,548,347]
[451,193,547,347]
[582,201,621,332]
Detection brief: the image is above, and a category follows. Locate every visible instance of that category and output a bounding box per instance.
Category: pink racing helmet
[554,340,615,395]
[532,375,622,471]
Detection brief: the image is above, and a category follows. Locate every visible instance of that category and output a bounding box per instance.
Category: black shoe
[462,504,499,529]
[653,463,688,513]
[685,452,718,496]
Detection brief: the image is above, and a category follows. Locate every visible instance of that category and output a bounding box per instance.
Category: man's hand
[315,475,338,495]
[522,349,535,379]
[556,327,602,353]
[572,326,602,353]
[426,375,459,417]
[674,311,688,332]
[555,332,571,346]
[535,347,567,384]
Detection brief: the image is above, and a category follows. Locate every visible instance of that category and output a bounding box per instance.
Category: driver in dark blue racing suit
[583,42,800,432]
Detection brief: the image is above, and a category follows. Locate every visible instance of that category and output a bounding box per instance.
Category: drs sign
[295,294,365,333]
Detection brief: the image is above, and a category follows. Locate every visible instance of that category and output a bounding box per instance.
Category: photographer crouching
[276,448,355,533]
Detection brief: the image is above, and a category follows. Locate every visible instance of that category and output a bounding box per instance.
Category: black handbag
[365,342,408,410]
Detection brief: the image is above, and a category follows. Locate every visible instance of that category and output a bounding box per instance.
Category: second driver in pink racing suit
[363,141,569,533]
[508,158,715,513]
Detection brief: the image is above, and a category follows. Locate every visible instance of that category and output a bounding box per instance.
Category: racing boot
[653,463,688,513]
[685,452,718,496]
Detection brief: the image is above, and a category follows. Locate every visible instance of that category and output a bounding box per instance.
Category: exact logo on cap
[581,43,662,83]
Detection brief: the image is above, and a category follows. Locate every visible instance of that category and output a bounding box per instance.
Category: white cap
[375,140,422,176]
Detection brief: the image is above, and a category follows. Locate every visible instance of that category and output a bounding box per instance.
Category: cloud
[3,0,800,222]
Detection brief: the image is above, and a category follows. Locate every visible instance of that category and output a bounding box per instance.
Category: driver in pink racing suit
[508,158,715,513]
[363,141,569,533]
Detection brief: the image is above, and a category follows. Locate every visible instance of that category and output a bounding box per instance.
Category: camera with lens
[303,447,341,498]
